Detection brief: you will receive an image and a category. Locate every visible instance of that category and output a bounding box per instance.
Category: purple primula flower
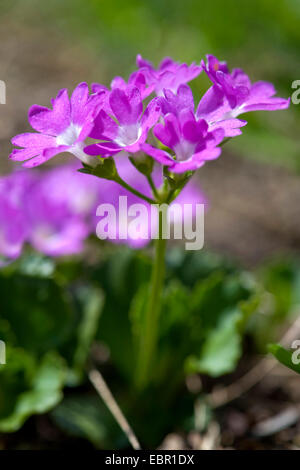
[201,55,248,108]
[136,54,202,96]
[84,85,161,157]
[0,171,30,261]
[37,162,101,217]
[110,70,154,99]
[158,84,195,116]
[23,164,98,256]
[196,85,248,137]
[0,198,26,261]
[10,83,103,168]
[142,92,224,173]
[90,67,154,121]
[9,54,290,180]
[92,67,154,104]
[158,83,246,139]
[0,164,103,261]
[201,55,290,113]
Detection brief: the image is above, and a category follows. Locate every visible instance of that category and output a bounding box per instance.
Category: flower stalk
[136,205,167,389]
[114,176,156,205]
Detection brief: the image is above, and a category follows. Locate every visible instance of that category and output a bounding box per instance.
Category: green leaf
[51,395,122,448]
[16,252,56,278]
[252,260,300,350]
[260,260,300,319]
[0,271,74,356]
[268,343,300,374]
[71,286,104,384]
[186,309,242,377]
[129,154,154,177]
[167,249,235,288]
[154,281,191,384]
[185,281,260,377]
[236,293,262,332]
[93,248,151,380]
[0,351,66,432]
[188,271,254,340]
[0,348,36,422]
[159,280,191,344]
[79,158,118,180]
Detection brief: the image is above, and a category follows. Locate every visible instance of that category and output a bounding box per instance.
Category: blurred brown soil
[159,365,300,450]
[200,151,300,266]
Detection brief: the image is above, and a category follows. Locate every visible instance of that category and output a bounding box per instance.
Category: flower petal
[153,113,180,149]
[141,143,174,166]
[22,145,68,168]
[169,158,205,173]
[241,98,290,113]
[140,98,161,131]
[9,148,42,162]
[209,118,247,137]
[247,81,277,101]
[29,89,71,135]
[196,85,225,120]
[109,88,133,125]
[84,142,121,157]
[170,147,221,173]
[11,133,56,148]
[71,82,89,125]
[89,110,118,140]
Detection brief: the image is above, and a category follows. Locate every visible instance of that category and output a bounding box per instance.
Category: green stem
[146,174,160,200]
[115,176,156,204]
[166,174,193,204]
[136,207,167,389]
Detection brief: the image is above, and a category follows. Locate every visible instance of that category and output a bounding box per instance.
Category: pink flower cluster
[4,54,289,261]
[10,55,289,173]
[0,164,99,261]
